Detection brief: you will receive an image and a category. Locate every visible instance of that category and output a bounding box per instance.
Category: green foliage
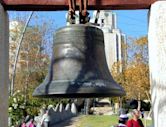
[9,90,26,126]
[8,88,62,126]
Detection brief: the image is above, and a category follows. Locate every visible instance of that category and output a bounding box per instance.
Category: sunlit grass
[78,115,117,127]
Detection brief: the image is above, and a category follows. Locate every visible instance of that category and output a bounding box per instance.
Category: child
[21,120,27,127]
[29,118,36,127]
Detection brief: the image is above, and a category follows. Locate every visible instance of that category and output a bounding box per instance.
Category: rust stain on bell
[33,24,125,98]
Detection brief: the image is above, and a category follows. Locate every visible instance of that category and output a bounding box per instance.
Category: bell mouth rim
[33,80,126,98]
[33,93,126,98]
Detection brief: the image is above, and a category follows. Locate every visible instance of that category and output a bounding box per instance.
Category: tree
[112,36,150,102]
[8,13,65,126]
[10,12,34,95]
[9,12,55,95]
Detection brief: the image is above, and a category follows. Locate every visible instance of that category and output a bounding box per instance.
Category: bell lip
[32,92,126,98]
[32,81,126,98]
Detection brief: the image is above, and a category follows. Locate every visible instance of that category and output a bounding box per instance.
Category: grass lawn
[76,115,152,127]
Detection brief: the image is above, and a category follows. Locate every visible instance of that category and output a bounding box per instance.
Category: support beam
[0,4,9,127]
[148,1,166,126]
[0,0,157,11]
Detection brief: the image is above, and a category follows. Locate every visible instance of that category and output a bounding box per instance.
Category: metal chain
[67,0,90,24]
[67,0,76,24]
[79,0,90,24]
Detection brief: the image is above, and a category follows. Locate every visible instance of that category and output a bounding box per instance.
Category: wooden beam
[1,0,157,11]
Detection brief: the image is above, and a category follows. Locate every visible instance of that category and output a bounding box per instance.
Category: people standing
[116,114,128,127]
[34,108,45,127]
[127,109,144,127]
[41,109,50,127]
[29,117,36,127]
[21,119,27,127]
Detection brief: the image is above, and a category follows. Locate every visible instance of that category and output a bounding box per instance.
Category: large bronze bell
[33,24,125,98]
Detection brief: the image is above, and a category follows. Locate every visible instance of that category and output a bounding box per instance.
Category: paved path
[52,116,81,127]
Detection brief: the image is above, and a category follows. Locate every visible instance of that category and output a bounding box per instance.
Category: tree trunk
[137,92,141,111]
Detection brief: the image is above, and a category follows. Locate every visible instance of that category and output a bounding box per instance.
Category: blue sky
[9,10,148,38]
[114,10,148,37]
